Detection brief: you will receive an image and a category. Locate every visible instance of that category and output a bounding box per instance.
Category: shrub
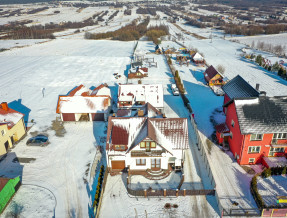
[282,166,287,175]
[262,168,271,178]
[175,70,179,78]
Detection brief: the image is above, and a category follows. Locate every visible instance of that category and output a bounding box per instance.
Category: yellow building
[0,102,26,156]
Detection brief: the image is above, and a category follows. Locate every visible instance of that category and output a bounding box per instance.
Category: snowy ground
[0,39,134,217]
[229,33,287,56]
[257,175,287,207]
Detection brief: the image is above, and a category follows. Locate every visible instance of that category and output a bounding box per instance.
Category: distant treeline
[85,17,169,43]
[225,24,287,36]
[0,0,53,4]
[85,18,150,41]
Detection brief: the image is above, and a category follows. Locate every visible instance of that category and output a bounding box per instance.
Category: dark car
[26,135,49,146]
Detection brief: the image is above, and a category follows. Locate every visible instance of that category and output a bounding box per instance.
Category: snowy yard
[0,39,134,217]
[257,175,287,207]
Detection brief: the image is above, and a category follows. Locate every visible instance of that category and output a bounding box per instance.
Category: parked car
[26,135,49,146]
[171,84,179,96]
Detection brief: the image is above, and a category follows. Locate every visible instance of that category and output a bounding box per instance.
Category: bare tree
[217,65,225,74]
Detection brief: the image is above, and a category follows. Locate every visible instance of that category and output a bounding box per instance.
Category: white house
[117,84,164,112]
[106,116,189,174]
[56,84,111,121]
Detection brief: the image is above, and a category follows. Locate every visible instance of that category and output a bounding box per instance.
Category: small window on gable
[230,131,233,139]
[249,158,255,164]
[140,142,145,148]
[231,120,235,127]
[151,142,156,148]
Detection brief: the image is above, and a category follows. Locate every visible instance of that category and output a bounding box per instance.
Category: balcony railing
[131,150,164,157]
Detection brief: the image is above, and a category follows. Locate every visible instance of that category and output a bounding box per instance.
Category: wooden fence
[95,168,108,218]
[127,185,215,197]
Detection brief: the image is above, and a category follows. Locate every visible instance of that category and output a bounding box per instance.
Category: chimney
[1,102,8,111]
[259,91,267,97]
[256,84,260,91]
[138,110,144,117]
[163,113,167,118]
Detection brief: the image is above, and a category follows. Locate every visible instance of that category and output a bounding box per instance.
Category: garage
[111,160,125,170]
[62,113,75,121]
[91,113,105,121]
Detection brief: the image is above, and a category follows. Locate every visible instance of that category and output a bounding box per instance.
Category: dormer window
[114,145,126,151]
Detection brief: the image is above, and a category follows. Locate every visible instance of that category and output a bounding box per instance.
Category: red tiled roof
[111,125,129,145]
[0,178,10,192]
[204,65,221,82]
[215,123,230,133]
[0,103,24,129]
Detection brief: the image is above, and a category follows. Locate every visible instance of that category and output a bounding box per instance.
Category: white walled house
[117,84,164,112]
[56,84,111,121]
[106,117,189,174]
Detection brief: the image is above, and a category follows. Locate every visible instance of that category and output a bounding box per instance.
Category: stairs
[144,169,171,180]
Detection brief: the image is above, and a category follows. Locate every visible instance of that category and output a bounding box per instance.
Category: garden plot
[257,175,287,207]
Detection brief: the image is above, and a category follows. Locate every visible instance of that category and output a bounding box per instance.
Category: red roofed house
[128,67,148,79]
[106,117,189,175]
[204,65,225,86]
[56,84,112,122]
[0,102,26,156]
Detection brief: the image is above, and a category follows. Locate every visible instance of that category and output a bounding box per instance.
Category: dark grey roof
[235,96,287,134]
[222,75,259,99]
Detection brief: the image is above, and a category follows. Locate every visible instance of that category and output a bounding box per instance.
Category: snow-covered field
[229,33,287,56]
[257,175,287,207]
[0,39,134,217]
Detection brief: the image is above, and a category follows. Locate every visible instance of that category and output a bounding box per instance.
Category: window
[269,147,285,156]
[231,120,235,127]
[114,145,126,151]
[249,158,255,164]
[140,142,145,148]
[273,133,287,140]
[250,134,263,141]
[230,131,233,139]
[136,159,146,165]
[248,146,261,153]
[139,141,156,150]
[1,130,5,136]
[136,73,141,76]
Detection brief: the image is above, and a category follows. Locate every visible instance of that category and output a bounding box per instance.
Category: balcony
[131,150,164,157]
[271,139,287,147]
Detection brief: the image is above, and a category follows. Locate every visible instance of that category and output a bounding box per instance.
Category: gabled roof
[56,84,111,114]
[118,84,164,109]
[222,75,259,99]
[234,96,287,134]
[106,117,189,153]
[204,65,222,82]
[0,102,24,129]
[192,52,204,61]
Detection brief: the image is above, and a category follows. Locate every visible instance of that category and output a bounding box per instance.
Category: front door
[4,141,9,151]
[151,158,161,170]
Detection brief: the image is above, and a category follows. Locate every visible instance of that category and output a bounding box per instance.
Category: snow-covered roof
[118,84,164,109]
[0,102,24,129]
[263,157,287,168]
[192,52,204,61]
[57,84,111,113]
[234,96,287,134]
[57,96,109,113]
[106,117,189,154]
[118,95,133,102]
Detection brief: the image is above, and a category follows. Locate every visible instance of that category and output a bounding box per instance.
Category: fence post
[144,189,147,198]
[176,189,178,197]
[183,189,186,196]
[164,189,166,197]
